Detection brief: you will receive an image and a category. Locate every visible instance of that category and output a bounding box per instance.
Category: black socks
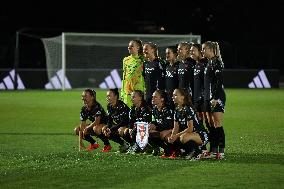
[83,134,96,144]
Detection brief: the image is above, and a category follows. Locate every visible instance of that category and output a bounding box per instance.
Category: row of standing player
[120,40,226,159]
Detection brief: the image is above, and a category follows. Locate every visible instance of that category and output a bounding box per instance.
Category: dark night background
[0,1,283,78]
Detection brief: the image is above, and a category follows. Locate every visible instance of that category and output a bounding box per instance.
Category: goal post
[41,33,201,90]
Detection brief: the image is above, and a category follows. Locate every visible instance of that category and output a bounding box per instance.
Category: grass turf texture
[0,89,283,189]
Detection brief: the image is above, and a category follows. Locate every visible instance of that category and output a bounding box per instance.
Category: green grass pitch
[0,89,283,189]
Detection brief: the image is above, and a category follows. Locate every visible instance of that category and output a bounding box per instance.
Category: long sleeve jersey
[193,59,206,102]
[204,57,226,100]
[121,54,145,108]
[143,58,165,101]
[165,61,179,96]
[178,57,195,94]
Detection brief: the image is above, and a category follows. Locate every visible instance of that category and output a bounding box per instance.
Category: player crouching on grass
[149,90,175,157]
[168,89,208,160]
[100,88,130,153]
[74,88,111,152]
[118,90,152,154]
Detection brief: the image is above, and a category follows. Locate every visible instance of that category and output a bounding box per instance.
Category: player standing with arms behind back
[202,41,226,159]
[143,42,165,108]
[164,45,179,109]
[121,40,145,108]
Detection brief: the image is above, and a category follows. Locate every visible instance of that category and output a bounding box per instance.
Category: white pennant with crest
[135,122,149,150]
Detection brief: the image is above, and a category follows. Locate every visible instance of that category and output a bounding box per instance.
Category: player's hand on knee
[101,126,107,134]
[118,127,124,136]
[168,135,176,144]
[105,128,111,137]
[83,128,88,135]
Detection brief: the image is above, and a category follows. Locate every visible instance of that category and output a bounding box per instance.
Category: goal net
[41,33,201,90]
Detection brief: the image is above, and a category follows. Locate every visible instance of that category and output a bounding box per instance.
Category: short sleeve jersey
[80,102,107,124]
[174,105,201,132]
[152,106,174,131]
[107,100,130,131]
[129,102,152,129]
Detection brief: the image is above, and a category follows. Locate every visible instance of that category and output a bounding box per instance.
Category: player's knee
[118,127,124,137]
[93,126,98,135]
[82,129,87,135]
[180,134,189,144]
[74,127,80,135]
[179,136,185,144]
[124,128,130,136]
[83,128,89,135]
[214,121,222,128]
[160,130,170,140]
[160,133,166,140]
[93,125,102,135]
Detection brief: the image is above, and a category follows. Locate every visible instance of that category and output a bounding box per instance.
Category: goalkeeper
[121,40,145,108]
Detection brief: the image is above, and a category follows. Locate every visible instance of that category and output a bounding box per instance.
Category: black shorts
[211,99,225,113]
[204,99,225,113]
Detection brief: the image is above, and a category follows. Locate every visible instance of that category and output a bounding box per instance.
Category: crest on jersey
[136,122,149,150]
